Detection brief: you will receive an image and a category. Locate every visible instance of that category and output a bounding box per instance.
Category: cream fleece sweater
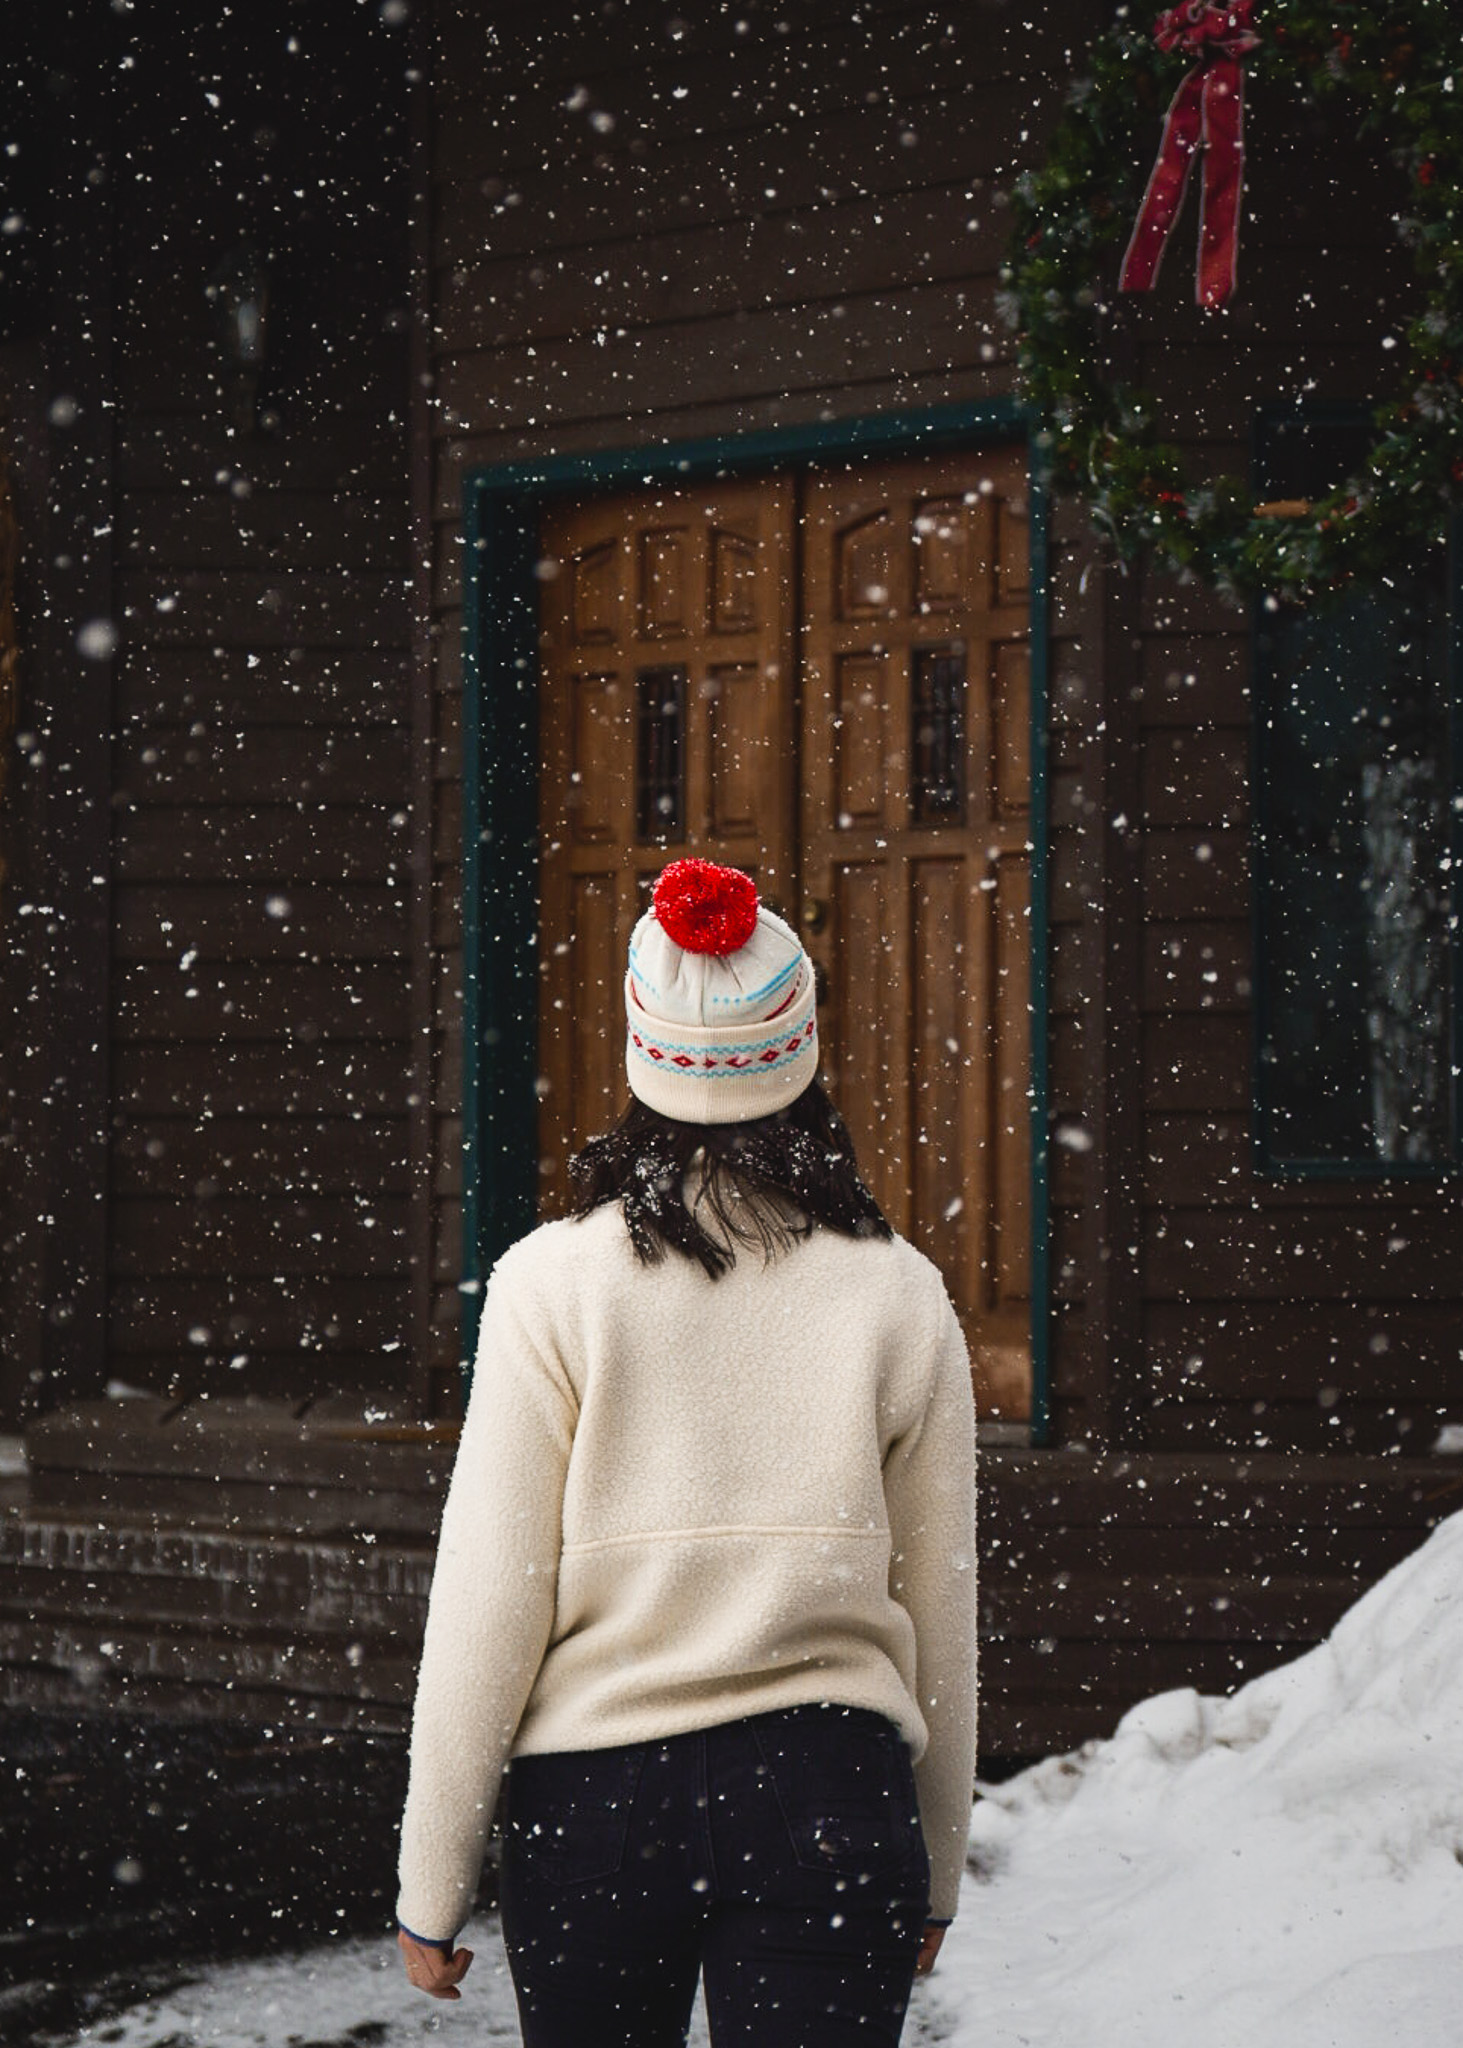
[396,1201,978,1937]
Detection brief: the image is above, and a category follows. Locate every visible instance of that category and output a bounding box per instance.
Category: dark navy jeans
[499,1703,931,2048]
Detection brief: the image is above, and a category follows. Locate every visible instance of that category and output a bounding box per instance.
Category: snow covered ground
[28,1510,1463,2047]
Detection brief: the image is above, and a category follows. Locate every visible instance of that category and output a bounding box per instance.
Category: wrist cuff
[398,1919,456,1954]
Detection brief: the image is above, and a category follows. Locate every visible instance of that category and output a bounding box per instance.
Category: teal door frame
[460,400,1054,1441]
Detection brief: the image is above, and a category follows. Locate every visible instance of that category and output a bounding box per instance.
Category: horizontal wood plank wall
[1037,75,1454,1458]
[425,0,1463,1461]
[1085,86,1460,1457]
[422,0,1093,1390]
[0,341,49,1425]
[1045,513,1140,1450]
[8,1444,1460,1756]
[104,8,416,1404]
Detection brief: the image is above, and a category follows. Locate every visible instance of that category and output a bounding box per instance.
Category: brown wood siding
[1018,35,1453,1450]
[0,339,50,1425]
[8,1443,1460,1758]
[1079,100,1452,1453]
[418,0,1463,1467]
[28,31,119,1414]
[7,0,1455,1761]
[1041,505,1104,1442]
[101,10,416,1404]
[421,0,1091,1392]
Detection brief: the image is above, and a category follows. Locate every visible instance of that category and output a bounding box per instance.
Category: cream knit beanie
[625,860,819,1124]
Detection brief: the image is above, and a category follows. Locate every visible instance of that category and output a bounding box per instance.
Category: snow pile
[923,1509,1463,2048]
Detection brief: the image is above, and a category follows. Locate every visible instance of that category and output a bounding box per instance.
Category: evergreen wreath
[1002,1,1463,600]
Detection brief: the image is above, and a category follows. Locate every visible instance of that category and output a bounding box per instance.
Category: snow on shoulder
[922,1509,1463,2048]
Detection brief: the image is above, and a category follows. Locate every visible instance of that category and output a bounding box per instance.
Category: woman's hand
[914,1922,946,1976]
[397,1927,474,2000]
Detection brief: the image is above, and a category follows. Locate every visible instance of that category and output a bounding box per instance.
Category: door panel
[537,481,796,1213]
[801,450,1032,1418]
[536,451,1032,1419]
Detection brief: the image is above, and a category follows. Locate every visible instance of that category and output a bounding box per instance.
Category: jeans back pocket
[750,1708,929,1892]
[503,1746,644,1887]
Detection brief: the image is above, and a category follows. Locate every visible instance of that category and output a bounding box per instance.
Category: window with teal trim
[1254,409,1459,1174]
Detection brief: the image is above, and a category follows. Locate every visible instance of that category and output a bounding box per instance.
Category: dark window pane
[1257,572,1453,1168]
[1254,408,1373,503]
[911,645,966,825]
[635,665,686,843]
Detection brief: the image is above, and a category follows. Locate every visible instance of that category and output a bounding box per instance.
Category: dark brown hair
[568,1079,892,1280]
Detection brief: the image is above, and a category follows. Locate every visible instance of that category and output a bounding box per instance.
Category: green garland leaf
[1005,0,1463,600]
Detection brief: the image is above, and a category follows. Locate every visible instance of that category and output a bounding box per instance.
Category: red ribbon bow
[1119,2,1260,309]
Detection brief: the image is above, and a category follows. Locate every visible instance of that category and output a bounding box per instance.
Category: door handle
[800,898,828,934]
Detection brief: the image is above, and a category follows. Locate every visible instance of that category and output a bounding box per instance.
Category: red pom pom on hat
[652,858,760,956]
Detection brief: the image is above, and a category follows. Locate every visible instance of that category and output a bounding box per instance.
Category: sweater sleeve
[883,1283,977,1922]
[395,1259,577,1942]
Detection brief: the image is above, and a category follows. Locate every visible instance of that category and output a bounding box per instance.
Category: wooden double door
[536,452,1033,1420]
